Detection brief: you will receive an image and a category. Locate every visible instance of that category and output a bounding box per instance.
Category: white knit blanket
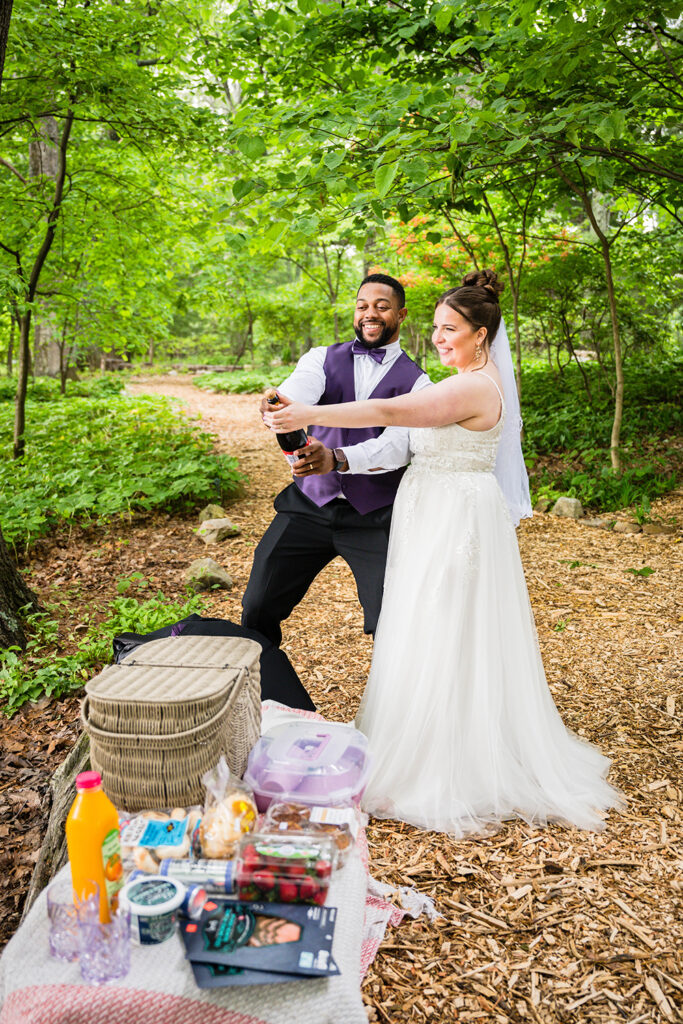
[0,704,410,1023]
[0,845,403,1024]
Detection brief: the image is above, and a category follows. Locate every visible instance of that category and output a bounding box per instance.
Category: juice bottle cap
[75,771,102,790]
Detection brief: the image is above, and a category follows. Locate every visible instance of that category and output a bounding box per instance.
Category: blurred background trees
[0,0,680,469]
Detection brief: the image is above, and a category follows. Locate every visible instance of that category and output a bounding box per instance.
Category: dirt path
[3,377,682,1022]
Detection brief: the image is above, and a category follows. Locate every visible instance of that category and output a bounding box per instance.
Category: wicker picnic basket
[81,634,262,811]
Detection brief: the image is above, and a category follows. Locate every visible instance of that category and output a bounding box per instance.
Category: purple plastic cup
[77,908,131,985]
[47,873,99,962]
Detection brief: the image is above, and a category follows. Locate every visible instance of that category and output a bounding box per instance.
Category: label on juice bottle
[101,828,125,907]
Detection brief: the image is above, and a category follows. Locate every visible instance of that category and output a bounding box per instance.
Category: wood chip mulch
[1,376,681,1024]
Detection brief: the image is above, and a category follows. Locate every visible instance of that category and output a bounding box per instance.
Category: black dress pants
[241,484,393,647]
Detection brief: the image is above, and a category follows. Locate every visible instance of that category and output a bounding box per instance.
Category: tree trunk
[599,240,624,473]
[0,523,40,650]
[0,0,13,95]
[22,731,91,918]
[6,313,15,374]
[12,109,74,459]
[13,311,30,458]
[553,163,624,473]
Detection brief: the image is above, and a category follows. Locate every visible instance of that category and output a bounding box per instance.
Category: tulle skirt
[355,468,623,835]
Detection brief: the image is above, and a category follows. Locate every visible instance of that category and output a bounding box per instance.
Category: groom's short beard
[353,322,396,348]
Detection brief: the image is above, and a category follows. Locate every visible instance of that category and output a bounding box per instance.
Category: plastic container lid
[119,876,185,917]
[244,722,370,809]
[75,771,102,790]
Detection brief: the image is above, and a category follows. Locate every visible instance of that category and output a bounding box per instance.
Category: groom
[241,273,430,669]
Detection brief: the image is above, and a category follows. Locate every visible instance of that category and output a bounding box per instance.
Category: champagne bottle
[265,388,311,466]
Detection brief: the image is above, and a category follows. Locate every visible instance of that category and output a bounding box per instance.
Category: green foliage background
[1,0,682,716]
[0,383,244,547]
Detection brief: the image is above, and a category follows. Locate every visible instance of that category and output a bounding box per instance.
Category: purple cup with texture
[78,908,131,985]
[47,873,99,962]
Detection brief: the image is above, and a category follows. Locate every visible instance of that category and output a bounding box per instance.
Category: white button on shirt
[277,340,432,478]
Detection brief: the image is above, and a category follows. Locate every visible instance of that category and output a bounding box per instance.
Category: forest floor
[2,376,682,1023]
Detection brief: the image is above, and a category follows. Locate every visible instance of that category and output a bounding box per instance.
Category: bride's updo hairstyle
[436,269,504,347]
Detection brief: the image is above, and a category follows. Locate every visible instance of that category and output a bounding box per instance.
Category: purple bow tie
[351,341,386,364]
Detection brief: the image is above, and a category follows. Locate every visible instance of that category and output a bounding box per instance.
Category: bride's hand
[263,396,312,432]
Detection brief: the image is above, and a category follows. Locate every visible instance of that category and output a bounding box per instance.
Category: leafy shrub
[194,367,296,395]
[0,393,244,546]
[0,374,126,403]
[0,590,205,715]
[520,358,683,454]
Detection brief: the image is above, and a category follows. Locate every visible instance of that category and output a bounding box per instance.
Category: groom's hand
[291,439,334,476]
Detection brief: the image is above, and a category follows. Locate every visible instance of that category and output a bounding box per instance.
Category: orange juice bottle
[66,771,123,923]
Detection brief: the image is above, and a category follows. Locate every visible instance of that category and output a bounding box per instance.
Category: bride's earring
[474,342,482,361]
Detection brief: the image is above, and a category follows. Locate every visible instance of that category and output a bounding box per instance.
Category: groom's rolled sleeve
[341,373,432,475]
[342,427,412,474]
[276,347,327,404]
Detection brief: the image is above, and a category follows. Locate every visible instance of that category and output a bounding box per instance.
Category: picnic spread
[0,634,417,1024]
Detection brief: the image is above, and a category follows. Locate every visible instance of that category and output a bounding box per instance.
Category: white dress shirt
[277,340,432,476]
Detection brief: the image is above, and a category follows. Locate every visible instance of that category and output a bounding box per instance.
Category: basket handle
[81,679,245,743]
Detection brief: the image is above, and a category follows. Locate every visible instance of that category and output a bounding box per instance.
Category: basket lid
[85,635,261,704]
[119,635,261,669]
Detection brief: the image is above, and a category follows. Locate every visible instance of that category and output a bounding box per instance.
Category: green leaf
[236,136,267,160]
[297,0,316,12]
[323,150,345,170]
[374,161,398,198]
[397,22,420,39]
[435,8,453,31]
[450,122,472,143]
[232,178,255,201]
[625,566,655,577]
[326,177,349,196]
[504,136,530,155]
[595,117,615,144]
[296,214,320,236]
[596,110,626,145]
[595,162,615,189]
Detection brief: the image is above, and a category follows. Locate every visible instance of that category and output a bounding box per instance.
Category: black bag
[113,614,315,712]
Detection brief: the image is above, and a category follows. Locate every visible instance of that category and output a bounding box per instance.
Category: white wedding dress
[356,374,622,835]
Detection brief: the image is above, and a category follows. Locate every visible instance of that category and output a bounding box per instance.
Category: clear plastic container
[234,831,335,905]
[262,801,361,866]
[244,722,370,812]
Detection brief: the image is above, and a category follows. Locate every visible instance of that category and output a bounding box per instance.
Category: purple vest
[296,341,424,515]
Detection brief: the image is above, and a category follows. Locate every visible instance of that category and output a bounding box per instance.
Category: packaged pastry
[198,757,257,859]
[234,831,335,905]
[262,801,361,865]
[119,806,201,874]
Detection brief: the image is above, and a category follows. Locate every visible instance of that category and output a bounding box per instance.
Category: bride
[265,270,622,835]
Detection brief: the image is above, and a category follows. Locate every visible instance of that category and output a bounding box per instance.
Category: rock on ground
[613,520,641,534]
[551,496,584,518]
[185,557,233,590]
[198,503,227,523]
[196,517,241,544]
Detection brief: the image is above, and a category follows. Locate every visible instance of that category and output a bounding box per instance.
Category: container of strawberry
[234,831,335,906]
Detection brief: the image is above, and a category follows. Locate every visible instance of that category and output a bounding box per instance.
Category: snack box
[262,801,361,866]
[244,722,370,812]
[234,831,336,906]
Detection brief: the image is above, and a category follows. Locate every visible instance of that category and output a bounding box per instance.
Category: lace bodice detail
[408,403,505,475]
